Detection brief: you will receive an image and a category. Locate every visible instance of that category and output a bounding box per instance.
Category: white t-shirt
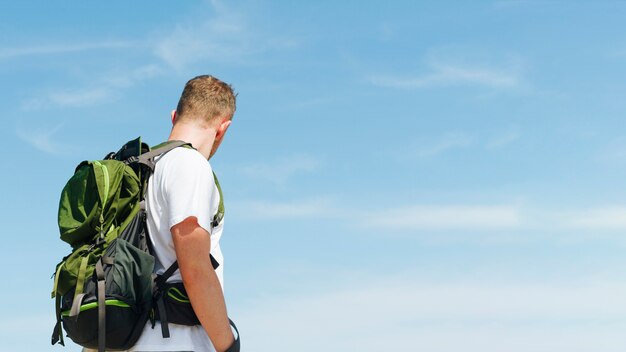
[129,147,224,352]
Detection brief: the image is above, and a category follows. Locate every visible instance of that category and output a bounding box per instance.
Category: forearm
[180,260,234,351]
[172,217,234,352]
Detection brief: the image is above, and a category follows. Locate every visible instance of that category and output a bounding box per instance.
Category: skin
[168,110,235,352]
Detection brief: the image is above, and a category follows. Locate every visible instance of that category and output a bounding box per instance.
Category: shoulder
[157,147,212,174]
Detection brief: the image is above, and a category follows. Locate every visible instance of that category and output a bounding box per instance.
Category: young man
[87,75,237,352]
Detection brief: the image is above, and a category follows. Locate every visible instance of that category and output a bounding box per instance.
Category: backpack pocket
[61,238,154,350]
[61,297,138,347]
[155,282,200,326]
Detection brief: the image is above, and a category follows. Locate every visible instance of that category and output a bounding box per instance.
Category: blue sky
[3,0,626,351]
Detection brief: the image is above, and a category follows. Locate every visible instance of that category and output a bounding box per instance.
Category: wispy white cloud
[20,64,164,110]
[101,64,164,88]
[231,197,336,220]
[17,1,294,109]
[4,39,158,111]
[21,88,112,110]
[152,1,296,70]
[362,204,521,230]
[411,132,474,158]
[402,129,521,159]
[230,193,626,241]
[370,63,520,89]
[239,154,320,185]
[562,206,626,230]
[154,18,248,70]
[486,129,521,149]
[370,50,523,90]
[238,276,626,352]
[49,88,111,108]
[15,123,73,155]
[232,196,522,232]
[0,41,134,60]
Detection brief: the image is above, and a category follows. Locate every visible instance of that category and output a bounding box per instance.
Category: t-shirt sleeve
[160,149,218,233]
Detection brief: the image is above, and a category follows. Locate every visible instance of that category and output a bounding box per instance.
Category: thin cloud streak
[154,19,250,70]
[49,88,111,108]
[402,130,521,159]
[232,198,521,230]
[21,64,164,110]
[363,205,521,230]
[239,154,320,185]
[15,123,73,155]
[0,41,134,60]
[412,132,473,158]
[370,61,521,89]
[231,197,626,237]
[564,206,626,230]
[408,204,626,233]
[18,1,294,108]
[152,1,295,70]
[486,130,521,149]
[231,198,336,220]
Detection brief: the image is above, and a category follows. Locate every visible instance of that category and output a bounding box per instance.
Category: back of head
[175,75,237,127]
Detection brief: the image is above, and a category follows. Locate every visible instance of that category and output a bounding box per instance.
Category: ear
[216,119,232,140]
[171,110,177,125]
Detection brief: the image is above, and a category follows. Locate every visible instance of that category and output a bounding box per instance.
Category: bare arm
[171,217,234,352]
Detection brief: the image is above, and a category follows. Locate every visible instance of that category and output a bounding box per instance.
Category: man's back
[128,147,224,352]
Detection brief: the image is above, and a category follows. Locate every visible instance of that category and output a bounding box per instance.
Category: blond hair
[175,75,236,126]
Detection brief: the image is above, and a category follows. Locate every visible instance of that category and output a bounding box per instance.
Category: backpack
[50,138,239,352]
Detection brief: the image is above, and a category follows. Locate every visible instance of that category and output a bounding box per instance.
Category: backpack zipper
[92,160,110,238]
[60,299,131,316]
[167,287,191,303]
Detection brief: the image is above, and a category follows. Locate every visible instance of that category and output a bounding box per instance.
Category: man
[88,75,237,352]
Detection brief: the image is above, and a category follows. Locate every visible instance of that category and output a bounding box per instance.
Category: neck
[167,121,217,160]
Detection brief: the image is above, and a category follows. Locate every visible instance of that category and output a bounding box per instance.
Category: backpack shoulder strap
[143,141,225,226]
[212,172,225,227]
[132,140,189,171]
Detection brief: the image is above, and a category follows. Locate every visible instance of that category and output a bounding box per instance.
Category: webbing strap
[210,255,220,270]
[134,140,189,171]
[225,319,240,352]
[212,172,225,227]
[156,255,219,289]
[140,140,188,162]
[95,259,106,352]
[51,262,64,298]
[156,295,170,338]
[153,260,179,339]
[69,293,87,317]
[162,261,179,281]
[133,140,191,200]
[73,256,89,304]
[154,261,179,289]
[50,295,65,346]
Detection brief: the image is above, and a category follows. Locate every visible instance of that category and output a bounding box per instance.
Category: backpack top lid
[58,138,147,248]
[56,138,224,250]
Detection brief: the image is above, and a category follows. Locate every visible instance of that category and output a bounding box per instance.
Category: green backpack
[50,138,232,352]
